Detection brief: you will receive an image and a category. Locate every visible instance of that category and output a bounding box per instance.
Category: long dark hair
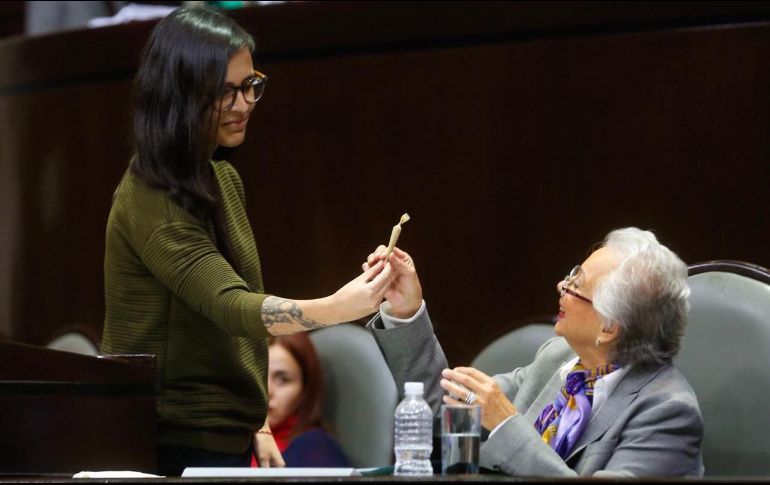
[131,6,255,220]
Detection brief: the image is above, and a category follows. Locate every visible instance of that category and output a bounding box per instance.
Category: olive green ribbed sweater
[102,160,269,454]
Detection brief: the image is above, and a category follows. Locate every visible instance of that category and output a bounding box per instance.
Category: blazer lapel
[565,365,662,462]
[522,365,569,422]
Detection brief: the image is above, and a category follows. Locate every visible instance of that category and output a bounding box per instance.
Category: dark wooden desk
[0,341,156,474]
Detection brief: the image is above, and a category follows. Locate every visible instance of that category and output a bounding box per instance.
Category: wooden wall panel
[1,2,768,366]
[0,83,133,344]
[239,25,770,364]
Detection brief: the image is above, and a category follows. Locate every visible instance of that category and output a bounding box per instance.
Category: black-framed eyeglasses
[215,70,268,112]
[559,265,593,304]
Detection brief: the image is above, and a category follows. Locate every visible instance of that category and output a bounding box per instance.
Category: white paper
[182,467,358,477]
[73,471,163,478]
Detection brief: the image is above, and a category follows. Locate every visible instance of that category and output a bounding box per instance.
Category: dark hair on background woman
[269,334,328,439]
[131,6,255,220]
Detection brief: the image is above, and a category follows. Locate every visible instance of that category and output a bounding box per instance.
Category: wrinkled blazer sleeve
[366,309,448,415]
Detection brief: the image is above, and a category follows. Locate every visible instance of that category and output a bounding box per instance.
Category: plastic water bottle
[394,381,434,476]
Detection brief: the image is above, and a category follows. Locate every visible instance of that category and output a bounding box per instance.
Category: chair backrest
[471,322,554,376]
[45,327,100,356]
[309,323,398,468]
[675,261,770,477]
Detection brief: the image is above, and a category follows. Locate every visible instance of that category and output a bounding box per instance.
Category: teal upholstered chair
[674,261,770,477]
[471,321,555,376]
[309,323,398,468]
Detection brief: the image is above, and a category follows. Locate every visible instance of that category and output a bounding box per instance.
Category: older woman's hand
[441,367,517,431]
[363,245,422,319]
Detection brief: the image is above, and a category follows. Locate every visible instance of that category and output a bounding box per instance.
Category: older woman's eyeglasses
[559,265,593,304]
[216,70,268,112]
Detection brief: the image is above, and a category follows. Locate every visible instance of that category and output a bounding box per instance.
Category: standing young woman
[102,6,390,476]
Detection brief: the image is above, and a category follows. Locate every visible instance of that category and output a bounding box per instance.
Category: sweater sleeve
[140,220,268,339]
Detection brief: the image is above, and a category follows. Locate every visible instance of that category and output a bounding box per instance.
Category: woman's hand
[363,246,422,319]
[331,259,392,321]
[254,429,285,468]
[440,367,517,431]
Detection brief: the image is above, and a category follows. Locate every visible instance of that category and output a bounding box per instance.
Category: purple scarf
[533,361,619,459]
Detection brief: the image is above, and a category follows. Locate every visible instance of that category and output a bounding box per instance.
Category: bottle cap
[404,382,424,394]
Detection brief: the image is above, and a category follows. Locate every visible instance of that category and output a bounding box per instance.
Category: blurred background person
[26,1,121,34]
[251,333,350,467]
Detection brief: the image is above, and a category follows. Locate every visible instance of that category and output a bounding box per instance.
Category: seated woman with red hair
[251,333,350,467]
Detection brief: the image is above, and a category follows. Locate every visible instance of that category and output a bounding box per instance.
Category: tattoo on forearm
[262,296,325,332]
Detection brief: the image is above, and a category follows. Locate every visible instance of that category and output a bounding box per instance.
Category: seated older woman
[364,228,703,477]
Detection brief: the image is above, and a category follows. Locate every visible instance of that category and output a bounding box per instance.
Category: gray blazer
[368,308,704,478]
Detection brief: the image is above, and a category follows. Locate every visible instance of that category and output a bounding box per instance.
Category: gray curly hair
[592,228,690,367]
